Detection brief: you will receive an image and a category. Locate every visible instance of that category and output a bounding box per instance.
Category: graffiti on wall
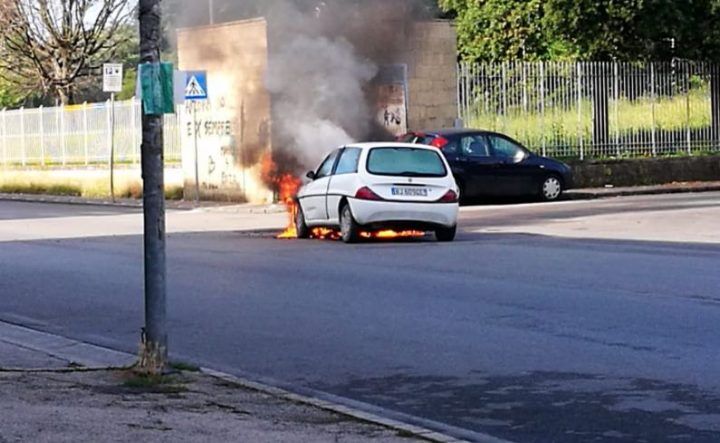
[374,64,408,137]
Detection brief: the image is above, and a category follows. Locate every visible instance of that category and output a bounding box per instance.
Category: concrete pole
[138,0,167,374]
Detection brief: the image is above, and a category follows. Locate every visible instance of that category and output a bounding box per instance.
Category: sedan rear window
[366,147,447,177]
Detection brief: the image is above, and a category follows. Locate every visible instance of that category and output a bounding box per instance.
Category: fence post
[540,62,546,157]
[132,97,139,164]
[39,106,45,166]
[20,107,26,166]
[614,62,620,157]
[502,62,507,131]
[83,102,89,165]
[650,63,657,156]
[686,63,692,155]
[60,103,66,165]
[1,108,6,167]
[577,63,584,160]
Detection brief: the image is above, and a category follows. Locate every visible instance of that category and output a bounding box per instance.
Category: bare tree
[0,0,133,104]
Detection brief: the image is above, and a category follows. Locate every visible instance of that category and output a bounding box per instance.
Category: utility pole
[138,0,167,374]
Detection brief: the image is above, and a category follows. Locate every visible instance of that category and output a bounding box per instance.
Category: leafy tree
[441,0,720,61]
[0,0,134,104]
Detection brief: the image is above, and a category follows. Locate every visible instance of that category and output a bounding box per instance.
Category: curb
[0,320,510,443]
[565,184,720,200]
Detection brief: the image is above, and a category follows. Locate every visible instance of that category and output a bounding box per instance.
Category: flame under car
[295,143,460,243]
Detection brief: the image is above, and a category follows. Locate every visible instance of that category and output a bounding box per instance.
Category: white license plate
[391,187,428,197]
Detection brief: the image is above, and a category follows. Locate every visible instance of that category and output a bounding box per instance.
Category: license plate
[391,187,428,197]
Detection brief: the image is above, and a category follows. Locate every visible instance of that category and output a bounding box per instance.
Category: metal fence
[457,61,720,159]
[0,98,182,166]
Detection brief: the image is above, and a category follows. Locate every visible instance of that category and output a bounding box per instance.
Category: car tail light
[429,136,449,149]
[438,189,458,203]
[355,186,384,201]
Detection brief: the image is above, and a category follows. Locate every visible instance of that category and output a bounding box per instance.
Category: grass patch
[122,372,188,394]
[169,361,200,372]
[0,182,82,196]
[165,185,184,200]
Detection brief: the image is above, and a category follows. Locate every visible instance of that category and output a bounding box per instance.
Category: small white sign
[103,63,123,93]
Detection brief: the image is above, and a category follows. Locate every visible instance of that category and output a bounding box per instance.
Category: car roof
[413,128,490,137]
[346,142,438,151]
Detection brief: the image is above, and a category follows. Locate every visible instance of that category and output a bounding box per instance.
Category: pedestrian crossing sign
[184,71,208,100]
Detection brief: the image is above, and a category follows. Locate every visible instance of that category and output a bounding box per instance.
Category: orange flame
[361,230,425,239]
[276,174,302,239]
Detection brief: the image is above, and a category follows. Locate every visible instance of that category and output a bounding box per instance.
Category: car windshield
[366,147,447,177]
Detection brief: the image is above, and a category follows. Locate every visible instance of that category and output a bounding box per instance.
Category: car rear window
[366,147,447,177]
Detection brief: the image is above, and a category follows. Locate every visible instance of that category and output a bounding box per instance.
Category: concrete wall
[177,18,273,203]
[569,156,720,188]
[405,21,458,131]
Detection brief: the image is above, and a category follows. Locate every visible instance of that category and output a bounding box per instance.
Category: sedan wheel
[435,225,457,242]
[541,176,563,201]
[294,204,310,239]
[340,204,360,243]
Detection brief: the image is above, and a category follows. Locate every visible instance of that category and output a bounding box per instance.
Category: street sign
[103,63,123,93]
[184,71,208,100]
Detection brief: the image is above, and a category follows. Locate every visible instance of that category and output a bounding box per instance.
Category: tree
[0,0,134,104]
[441,0,720,62]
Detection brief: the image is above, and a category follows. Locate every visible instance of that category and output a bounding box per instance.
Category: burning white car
[295,143,459,243]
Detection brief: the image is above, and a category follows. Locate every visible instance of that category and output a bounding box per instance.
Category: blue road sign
[184,71,208,100]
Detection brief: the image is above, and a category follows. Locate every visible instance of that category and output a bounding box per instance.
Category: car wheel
[339,204,360,243]
[294,204,310,239]
[435,225,457,242]
[540,175,563,201]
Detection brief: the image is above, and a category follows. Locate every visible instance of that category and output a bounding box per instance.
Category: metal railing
[0,98,182,167]
[457,61,720,159]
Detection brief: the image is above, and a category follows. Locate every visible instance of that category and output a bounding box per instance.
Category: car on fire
[295,143,460,243]
[399,129,574,202]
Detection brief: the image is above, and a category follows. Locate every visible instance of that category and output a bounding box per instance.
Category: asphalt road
[1,194,719,442]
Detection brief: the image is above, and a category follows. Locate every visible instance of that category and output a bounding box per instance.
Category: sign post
[103,63,123,201]
[183,71,208,205]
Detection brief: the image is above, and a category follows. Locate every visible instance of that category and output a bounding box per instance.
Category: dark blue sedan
[400,129,574,201]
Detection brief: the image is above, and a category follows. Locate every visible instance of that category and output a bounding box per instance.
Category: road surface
[1,193,719,442]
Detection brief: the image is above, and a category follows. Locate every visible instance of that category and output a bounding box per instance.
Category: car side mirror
[306,171,316,180]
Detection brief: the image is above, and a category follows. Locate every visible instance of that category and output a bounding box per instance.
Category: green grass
[0,182,82,196]
[468,91,712,156]
[169,361,200,372]
[122,372,188,393]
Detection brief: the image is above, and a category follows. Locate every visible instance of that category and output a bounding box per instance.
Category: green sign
[139,62,175,115]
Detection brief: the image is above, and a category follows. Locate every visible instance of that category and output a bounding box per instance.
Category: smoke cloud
[167,0,439,181]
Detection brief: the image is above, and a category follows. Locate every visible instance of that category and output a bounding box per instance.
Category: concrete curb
[0,320,511,443]
[565,183,720,200]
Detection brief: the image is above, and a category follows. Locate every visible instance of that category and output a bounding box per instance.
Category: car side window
[335,148,361,175]
[315,150,339,179]
[489,136,525,162]
[460,135,491,158]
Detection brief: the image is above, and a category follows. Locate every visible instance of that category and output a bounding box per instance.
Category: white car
[295,142,460,243]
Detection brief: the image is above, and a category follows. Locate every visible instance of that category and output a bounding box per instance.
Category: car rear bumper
[349,199,459,228]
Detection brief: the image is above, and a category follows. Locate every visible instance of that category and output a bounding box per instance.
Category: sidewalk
[0,321,456,443]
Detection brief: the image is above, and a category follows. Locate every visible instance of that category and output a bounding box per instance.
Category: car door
[326,147,362,225]
[486,134,536,196]
[300,150,339,222]
[456,134,500,197]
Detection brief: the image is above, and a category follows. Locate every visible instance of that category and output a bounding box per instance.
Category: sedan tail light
[355,186,384,201]
[437,189,459,203]
[429,136,449,149]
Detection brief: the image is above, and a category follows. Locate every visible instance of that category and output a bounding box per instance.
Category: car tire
[435,225,457,242]
[339,204,361,243]
[295,204,310,239]
[455,178,467,204]
[540,175,563,201]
